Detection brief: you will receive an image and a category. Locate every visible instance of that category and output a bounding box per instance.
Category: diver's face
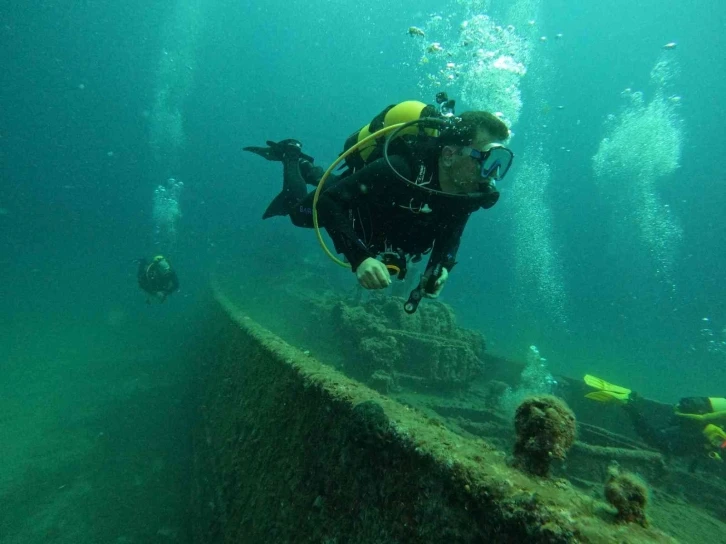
[441,130,498,194]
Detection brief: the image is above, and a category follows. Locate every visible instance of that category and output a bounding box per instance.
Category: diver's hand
[424,267,448,298]
[356,258,391,290]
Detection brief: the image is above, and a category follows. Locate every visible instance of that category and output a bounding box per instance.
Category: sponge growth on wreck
[605,462,650,527]
[513,395,577,477]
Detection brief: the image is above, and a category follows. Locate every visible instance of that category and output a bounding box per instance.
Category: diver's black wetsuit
[137,259,180,297]
[624,399,704,457]
[274,152,498,275]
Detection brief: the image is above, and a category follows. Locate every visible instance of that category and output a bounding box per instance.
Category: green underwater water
[3,0,726,540]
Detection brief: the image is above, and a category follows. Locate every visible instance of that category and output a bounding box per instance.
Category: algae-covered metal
[190,287,676,543]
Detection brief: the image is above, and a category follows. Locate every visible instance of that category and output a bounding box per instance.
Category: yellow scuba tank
[703,424,726,461]
[342,100,442,171]
[703,424,726,447]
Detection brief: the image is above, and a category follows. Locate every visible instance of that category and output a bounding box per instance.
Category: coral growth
[332,296,485,390]
[513,395,576,477]
[604,462,649,527]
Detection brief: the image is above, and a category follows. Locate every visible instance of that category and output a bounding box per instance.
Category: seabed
[189,276,726,543]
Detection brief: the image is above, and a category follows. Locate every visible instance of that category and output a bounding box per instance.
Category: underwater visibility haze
[1,0,726,541]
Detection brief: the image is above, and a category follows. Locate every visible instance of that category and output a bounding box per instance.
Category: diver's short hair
[439,111,510,146]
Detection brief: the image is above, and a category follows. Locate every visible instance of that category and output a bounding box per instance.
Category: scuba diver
[244,96,512,313]
[584,374,726,466]
[135,255,179,303]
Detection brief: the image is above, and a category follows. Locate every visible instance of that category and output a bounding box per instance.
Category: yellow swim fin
[585,391,627,403]
[583,374,631,403]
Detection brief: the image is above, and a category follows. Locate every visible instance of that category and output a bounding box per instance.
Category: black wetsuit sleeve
[137,259,150,291]
[316,157,412,271]
[425,211,471,275]
[168,271,180,293]
[623,402,683,455]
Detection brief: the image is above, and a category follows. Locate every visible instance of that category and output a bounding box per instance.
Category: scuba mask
[461,143,514,181]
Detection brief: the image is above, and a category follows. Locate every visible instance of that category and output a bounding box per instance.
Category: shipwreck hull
[189,287,675,543]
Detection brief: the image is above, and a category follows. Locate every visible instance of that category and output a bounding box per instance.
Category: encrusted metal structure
[189,286,678,543]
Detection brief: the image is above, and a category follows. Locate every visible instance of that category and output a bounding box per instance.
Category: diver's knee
[300,161,324,185]
[289,205,315,228]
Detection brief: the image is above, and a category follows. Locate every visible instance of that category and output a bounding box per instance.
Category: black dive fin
[243,139,314,163]
[243,145,280,161]
[262,192,290,219]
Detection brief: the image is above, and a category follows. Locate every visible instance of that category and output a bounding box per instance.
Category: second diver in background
[584,374,726,468]
[135,255,180,304]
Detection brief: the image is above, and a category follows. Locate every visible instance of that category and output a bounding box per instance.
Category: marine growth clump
[604,462,649,527]
[513,395,576,477]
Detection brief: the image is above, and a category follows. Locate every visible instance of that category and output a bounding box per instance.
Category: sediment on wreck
[189,286,676,544]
